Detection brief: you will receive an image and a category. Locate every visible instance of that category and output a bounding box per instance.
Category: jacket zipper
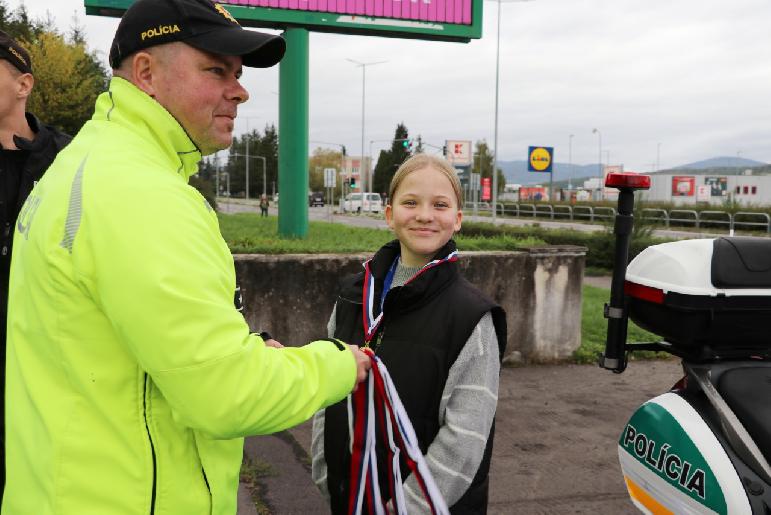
[143,374,157,514]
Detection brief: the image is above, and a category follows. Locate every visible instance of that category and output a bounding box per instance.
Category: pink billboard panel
[224,0,474,25]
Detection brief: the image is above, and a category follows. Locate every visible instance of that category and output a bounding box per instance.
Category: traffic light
[350,176,357,189]
[341,145,346,157]
[401,139,413,151]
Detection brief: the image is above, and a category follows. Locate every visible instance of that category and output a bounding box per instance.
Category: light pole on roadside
[656,142,661,172]
[490,0,536,221]
[568,134,574,191]
[592,127,602,199]
[238,115,261,199]
[231,153,266,197]
[347,58,387,211]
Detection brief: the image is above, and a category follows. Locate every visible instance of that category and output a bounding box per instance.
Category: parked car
[341,192,383,214]
[309,191,324,207]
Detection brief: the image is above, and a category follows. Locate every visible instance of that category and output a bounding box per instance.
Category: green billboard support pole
[278,27,309,238]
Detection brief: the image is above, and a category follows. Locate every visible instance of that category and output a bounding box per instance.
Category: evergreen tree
[372,122,411,195]
[224,124,279,198]
[473,139,506,194]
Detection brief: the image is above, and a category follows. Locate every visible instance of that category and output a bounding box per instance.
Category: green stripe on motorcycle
[619,401,726,513]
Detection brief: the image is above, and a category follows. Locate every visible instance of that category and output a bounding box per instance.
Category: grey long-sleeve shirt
[311,262,500,512]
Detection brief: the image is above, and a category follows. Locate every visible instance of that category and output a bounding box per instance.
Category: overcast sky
[8,0,771,171]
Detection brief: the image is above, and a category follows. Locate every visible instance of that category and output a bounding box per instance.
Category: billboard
[481,177,491,201]
[85,0,483,42]
[519,186,546,201]
[704,176,728,197]
[527,146,553,173]
[446,140,472,166]
[672,176,695,197]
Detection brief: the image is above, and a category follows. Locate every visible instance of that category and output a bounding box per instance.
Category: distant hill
[498,160,602,186]
[673,156,766,170]
[500,156,770,186]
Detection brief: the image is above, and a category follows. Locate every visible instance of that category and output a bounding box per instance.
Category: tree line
[1,1,109,136]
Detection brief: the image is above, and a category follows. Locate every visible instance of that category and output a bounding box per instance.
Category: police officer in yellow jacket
[3,1,370,513]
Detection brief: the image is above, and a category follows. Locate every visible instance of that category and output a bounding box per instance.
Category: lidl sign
[84,0,483,42]
[528,146,553,173]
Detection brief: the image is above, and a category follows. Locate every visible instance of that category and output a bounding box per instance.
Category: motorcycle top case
[624,237,771,356]
[618,392,752,514]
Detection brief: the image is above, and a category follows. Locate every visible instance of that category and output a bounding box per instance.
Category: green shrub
[460,221,668,271]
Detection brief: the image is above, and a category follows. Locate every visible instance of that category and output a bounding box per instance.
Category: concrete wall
[234,245,586,362]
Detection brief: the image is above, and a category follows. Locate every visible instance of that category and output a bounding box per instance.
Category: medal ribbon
[347,355,450,515]
[361,251,458,343]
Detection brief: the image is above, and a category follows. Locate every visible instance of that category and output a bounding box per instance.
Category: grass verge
[576,284,668,364]
[218,213,545,254]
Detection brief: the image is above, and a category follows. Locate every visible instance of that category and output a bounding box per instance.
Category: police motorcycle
[599,171,771,514]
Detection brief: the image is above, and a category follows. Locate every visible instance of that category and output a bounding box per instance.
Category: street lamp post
[592,128,602,199]
[347,58,387,212]
[568,134,574,191]
[491,0,535,221]
[232,153,267,198]
[255,156,267,197]
[656,142,661,172]
[239,116,261,199]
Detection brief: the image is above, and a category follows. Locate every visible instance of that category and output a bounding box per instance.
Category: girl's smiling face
[385,166,462,267]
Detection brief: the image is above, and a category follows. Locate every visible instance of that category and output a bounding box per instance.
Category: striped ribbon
[347,354,450,515]
[361,251,458,343]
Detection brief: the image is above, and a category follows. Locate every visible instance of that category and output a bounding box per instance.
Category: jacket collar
[370,239,459,311]
[93,77,202,180]
[10,113,42,152]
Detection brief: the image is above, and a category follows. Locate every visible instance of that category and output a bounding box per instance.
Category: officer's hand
[347,345,372,391]
[264,338,284,348]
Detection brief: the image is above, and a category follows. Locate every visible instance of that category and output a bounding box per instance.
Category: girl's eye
[209,67,225,76]
[435,202,449,209]
[402,200,416,207]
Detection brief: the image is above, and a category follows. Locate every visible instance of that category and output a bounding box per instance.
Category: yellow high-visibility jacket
[3,77,355,515]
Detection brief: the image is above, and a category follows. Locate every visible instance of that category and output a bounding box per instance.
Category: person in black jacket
[312,153,507,514]
[0,29,71,496]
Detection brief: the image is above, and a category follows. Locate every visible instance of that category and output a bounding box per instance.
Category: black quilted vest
[324,240,507,514]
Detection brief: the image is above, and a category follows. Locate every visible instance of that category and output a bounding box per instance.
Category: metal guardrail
[593,207,616,222]
[535,204,555,219]
[641,208,669,227]
[734,212,771,233]
[573,205,594,222]
[553,205,573,220]
[699,210,732,231]
[475,203,771,235]
[669,209,699,228]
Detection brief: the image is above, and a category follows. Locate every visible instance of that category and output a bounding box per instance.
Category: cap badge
[214,4,239,25]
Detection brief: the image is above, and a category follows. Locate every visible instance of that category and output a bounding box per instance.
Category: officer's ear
[130,50,157,97]
[16,72,33,100]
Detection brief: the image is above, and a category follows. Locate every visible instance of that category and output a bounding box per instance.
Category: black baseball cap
[109,0,285,69]
[0,30,32,74]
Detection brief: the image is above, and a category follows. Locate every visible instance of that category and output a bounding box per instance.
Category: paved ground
[237,359,683,514]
